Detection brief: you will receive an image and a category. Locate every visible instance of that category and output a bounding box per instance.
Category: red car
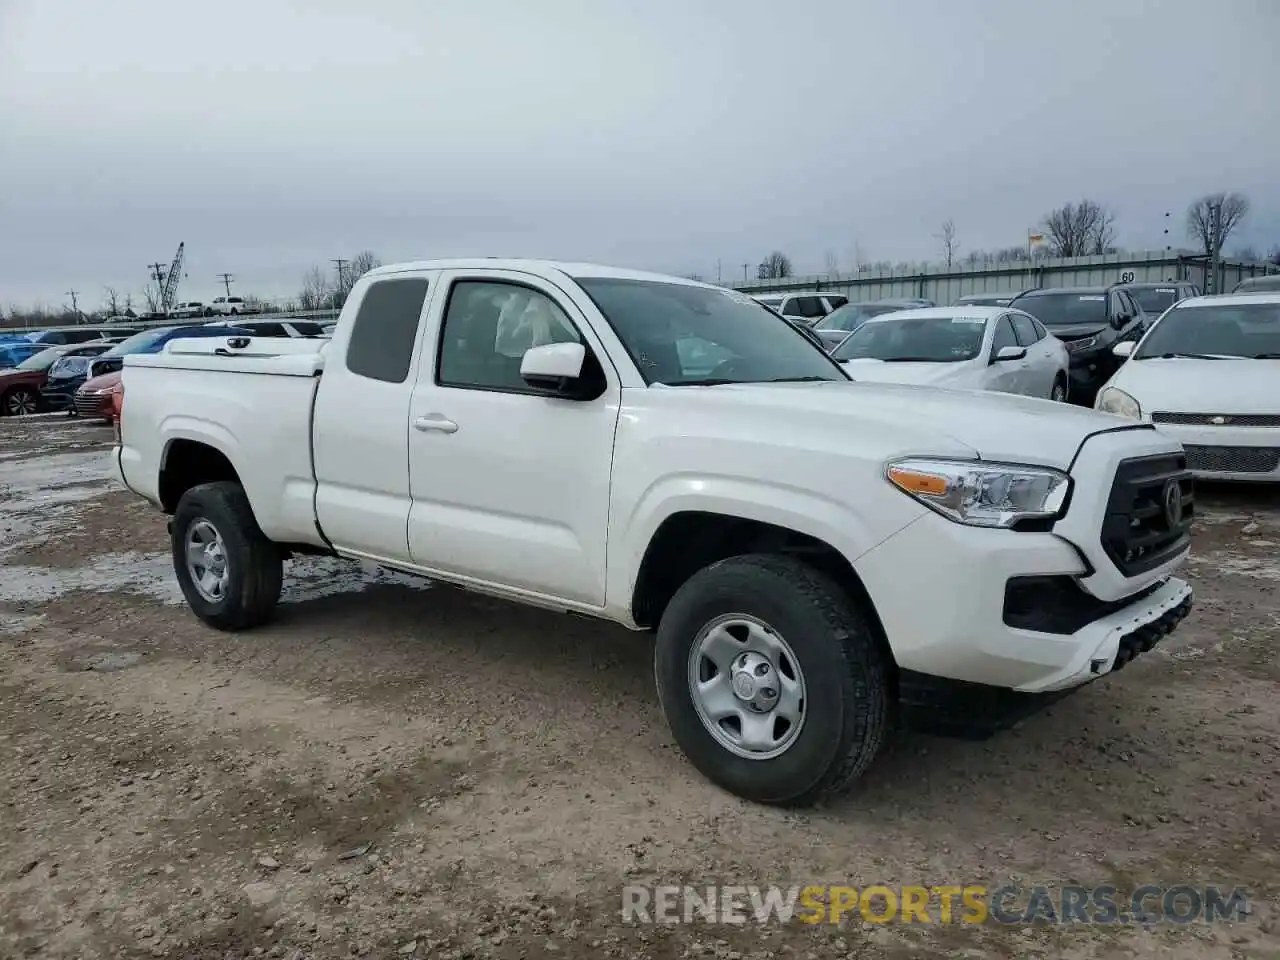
[73,369,123,422]
[0,342,114,417]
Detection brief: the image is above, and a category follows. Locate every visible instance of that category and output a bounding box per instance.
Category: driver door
[983,315,1026,394]
[405,270,621,607]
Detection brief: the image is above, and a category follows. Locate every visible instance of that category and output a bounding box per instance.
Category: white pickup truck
[116,259,1195,806]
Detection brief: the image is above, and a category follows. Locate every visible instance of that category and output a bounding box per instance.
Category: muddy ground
[0,414,1276,960]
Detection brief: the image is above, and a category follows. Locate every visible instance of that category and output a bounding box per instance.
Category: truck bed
[118,336,331,548]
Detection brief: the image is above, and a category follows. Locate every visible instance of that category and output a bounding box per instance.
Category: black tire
[1051,375,1068,403]
[229,308,239,315]
[203,307,215,317]
[654,554,890,806]
[3,387,38,417]
[171,481,283,631]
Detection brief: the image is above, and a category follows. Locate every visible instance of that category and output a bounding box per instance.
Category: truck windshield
[1134,303,1280,360]
[575,278,847,385]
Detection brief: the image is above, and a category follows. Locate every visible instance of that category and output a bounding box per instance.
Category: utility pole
[1207,200,1222,294]
[65,289,80,321]
[742,263,750,282]
[716,259,722,284]
[217,273,234,297]
[330,258,349,310]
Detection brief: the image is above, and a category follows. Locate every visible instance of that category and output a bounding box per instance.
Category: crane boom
[161,242,185,311]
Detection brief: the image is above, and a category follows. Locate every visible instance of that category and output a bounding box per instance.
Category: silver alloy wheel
[687,613,807,760]
[186,519,230,603]
[1051,381,1068,402]
[6,389,37,416]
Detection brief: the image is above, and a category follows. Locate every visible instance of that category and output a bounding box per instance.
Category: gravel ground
[0,414,1276,960]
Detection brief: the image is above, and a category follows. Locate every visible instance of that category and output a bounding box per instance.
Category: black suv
[1008,285,1146,404]
[1119,281,1200,327]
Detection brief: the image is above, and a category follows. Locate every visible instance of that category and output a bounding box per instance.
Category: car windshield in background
[101,327,174,356]
[1128,287,1178,314]
[575,278,846,385]
[815,303,902,333]
[1134,303,1280,360]
[832,315,987,362]
[15,347,67,371]
[49,356,93,377]
[1015,293,1107,326]
[755,296,783,310]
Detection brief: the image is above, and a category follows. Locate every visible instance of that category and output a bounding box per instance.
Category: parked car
[168,302,208,320]
[812,301,914,350]
[831,307,1070,401]
[86,324,255,379]
[117,258,1193,807]
[208,296,262,317]
[750,292,849,327]
[26,325,135,345]
[1119,282,1200,327]
[1097,292,1280,481]
[42,347,118,412]
[0,341,45,369]
[73,369,123,422]
[1231,275,1280,294]
[204,318,327,337]
[0,342,115,416]
[1008,285,1146,405]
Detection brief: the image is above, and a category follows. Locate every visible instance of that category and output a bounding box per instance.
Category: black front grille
[1153,411,1280,428]
[1183,445,1280,474]
[1004,576,1162,635]
[73,393,109,418]
[1101,453,1194,577]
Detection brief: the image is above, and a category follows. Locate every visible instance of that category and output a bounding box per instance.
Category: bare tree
[1269,246,1280,267]
[1234,245,1260,262]
[823,250,839,279]
[341,250,383,295]
[299,265,331,311]
[1186,192,1250,259]
[936,219,958,269]
[1042,200,1117,257]
[756,251,793,280]
[102,286,124,316]
[142,280,163,313]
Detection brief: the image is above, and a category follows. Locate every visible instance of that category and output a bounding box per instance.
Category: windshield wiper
[1147,352,1229,360]
[661,378,739,386]
[1251,353,1280,359]
[764,376,832,383]
[879,356,942,362]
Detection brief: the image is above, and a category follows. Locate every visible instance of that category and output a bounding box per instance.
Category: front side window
[832,316,988,363]
[345,278,429,384]
[990,317,1018,355]
[1009,313,1040,346]
[1134,303,1280,360]
[437,280,580,391]
[576,278,845,385]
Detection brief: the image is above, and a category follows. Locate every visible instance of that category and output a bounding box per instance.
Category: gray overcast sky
[1,0,1277,308]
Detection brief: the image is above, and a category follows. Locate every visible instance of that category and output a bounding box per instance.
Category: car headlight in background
[1064,335,1099,354]
[885,457,1070,528]
[1096,387,1141,419]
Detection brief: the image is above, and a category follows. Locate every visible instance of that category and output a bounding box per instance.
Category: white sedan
[1096,292,1280,481]
[830,306,1071,401]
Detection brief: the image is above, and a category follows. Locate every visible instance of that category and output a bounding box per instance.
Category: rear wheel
[654,554,890,806]
[3,387,38,417]
[171,481,283,631]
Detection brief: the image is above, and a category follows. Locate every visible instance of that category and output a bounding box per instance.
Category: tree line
[753,191,1274,279]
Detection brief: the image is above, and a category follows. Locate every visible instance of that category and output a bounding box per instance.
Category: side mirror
[992,345,1027,364]
[1112,341,1135,359]
[520,342,589,396]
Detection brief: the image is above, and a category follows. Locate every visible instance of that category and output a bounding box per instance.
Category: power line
[217,273,234,297]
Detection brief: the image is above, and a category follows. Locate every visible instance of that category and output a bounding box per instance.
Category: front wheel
[3,387,38,417]
[1050,376,1068,403]
[171,481,283,631]
[654,554,890,806]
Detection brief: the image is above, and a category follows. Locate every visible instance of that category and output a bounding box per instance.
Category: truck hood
[1110,357,1280,413]
[657,380,1150,471]
[840,358,975,388]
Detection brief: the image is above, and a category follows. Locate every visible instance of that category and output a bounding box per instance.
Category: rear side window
[826,295,849,309]
[345,278,429,383]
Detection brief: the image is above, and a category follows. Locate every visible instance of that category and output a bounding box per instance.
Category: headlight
[1096,387,1141,419]
[1064,335,1099,353]
[885,457,1070,528]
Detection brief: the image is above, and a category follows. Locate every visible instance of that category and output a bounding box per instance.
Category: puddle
[0,450,116,556]
[0,551,431,606]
